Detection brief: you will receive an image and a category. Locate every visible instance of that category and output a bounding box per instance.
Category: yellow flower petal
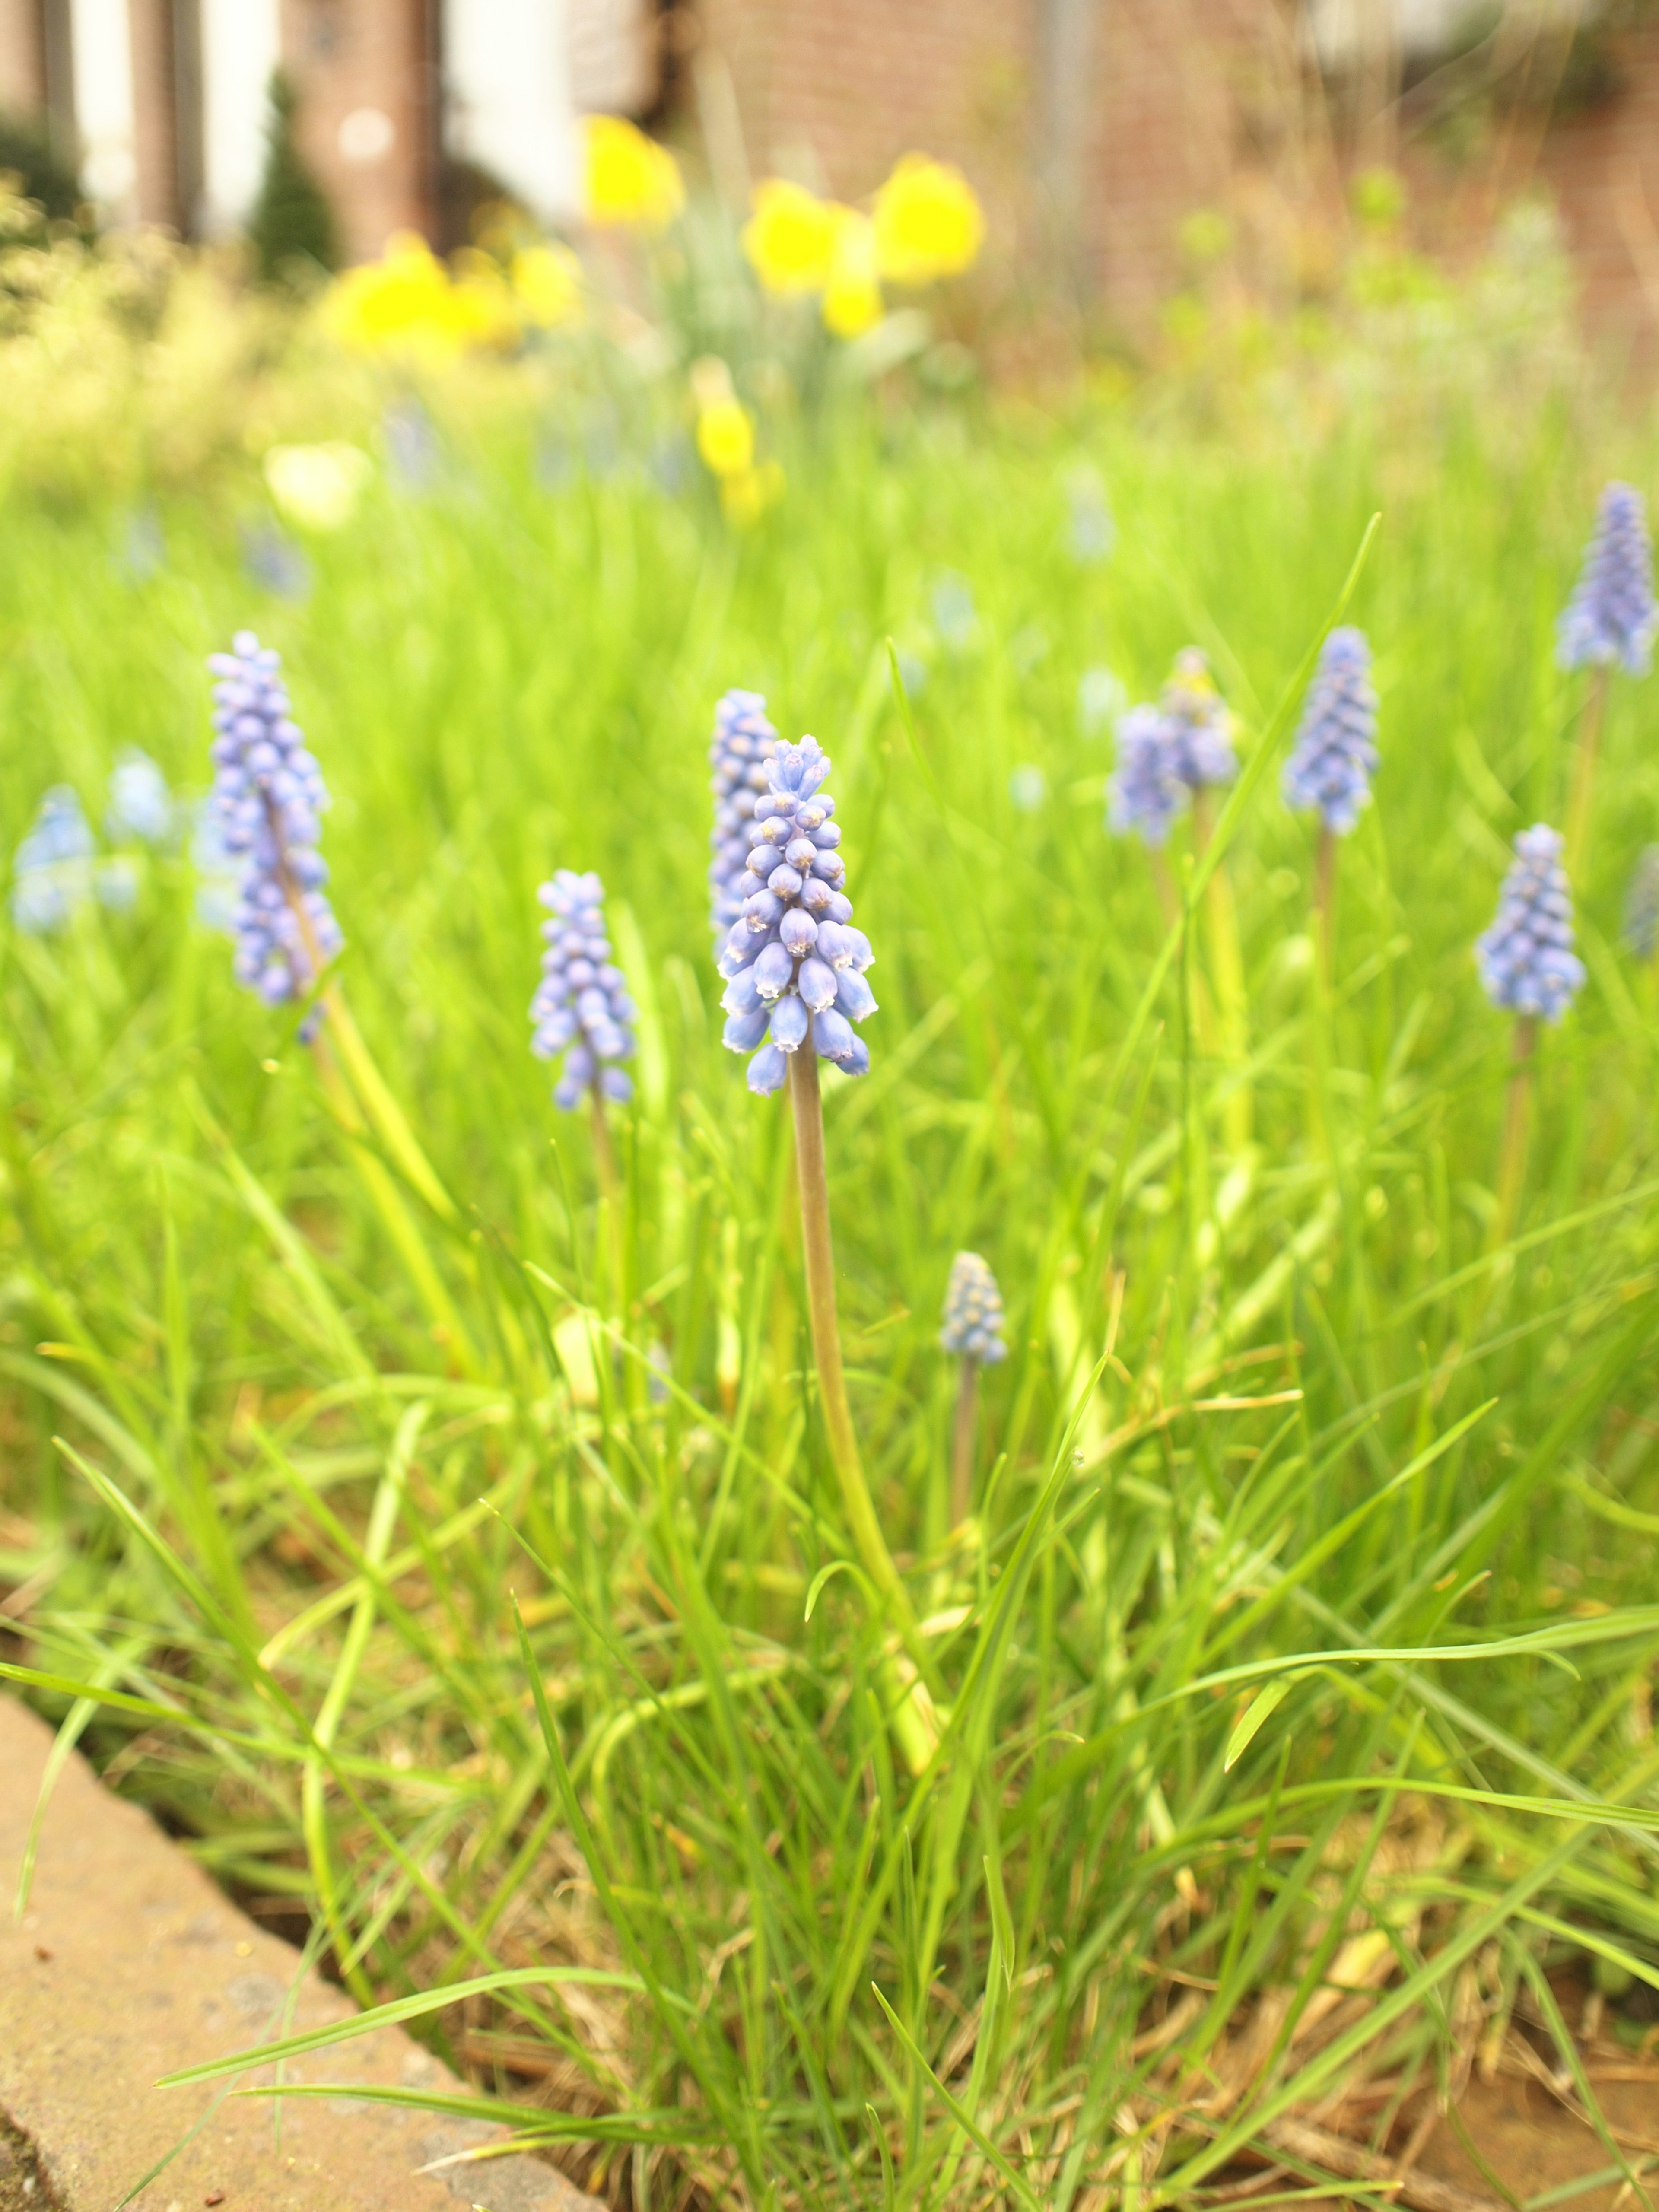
[584,115,685,229]
[821,207,883,337]
[742,179,838,295]
[872,153,984,286]
[696,397,756,478]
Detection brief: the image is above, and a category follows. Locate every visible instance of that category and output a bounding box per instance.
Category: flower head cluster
[1557,483,1657,676]
[1475,824,1585,1023]
[741,153,982,338]
[531,871,638,1110]
[709,689,780,937]
[10,788,95,934]
[584,116,684,230]
[1282,627,1380,836]
[1107,650,1237,847]
[940,1252,1007,1365]
[207,632,342,1005]
[715,735,876,1095]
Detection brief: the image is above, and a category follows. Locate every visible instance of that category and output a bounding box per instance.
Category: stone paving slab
[0,1696,603,2212]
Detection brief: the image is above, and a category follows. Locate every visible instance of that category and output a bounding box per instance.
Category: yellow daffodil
[872,153,985,286]
[822,207,883,337]
[263,442,373,531]
[584,115,684,230]
[321,232,467,357]
[448,248,523,347]
[743,179,839,294]
[696,397,756,478]
[511,242,583,328]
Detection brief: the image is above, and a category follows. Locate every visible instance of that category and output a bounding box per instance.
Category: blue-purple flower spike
[1282,627,1380,835]
[709,690,779,939]
[207,632,342,1005]
[1108,705,1185,847]
[1162,649,1238,792]
[530,870,638,1110]
[1475,824,1586,1023]
[1557,483,1657,677]
[940,1252,1007,1365]
[715,733,877,1096]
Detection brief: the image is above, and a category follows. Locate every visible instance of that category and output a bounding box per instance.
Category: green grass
[6,387,1659,2210]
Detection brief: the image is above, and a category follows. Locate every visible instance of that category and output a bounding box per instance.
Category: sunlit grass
[5,389,1659,2209]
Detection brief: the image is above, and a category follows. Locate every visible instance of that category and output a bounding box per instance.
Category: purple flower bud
[747,1042,789,1095]
[1283,628,1379,836]
[753,939,795,1000]
[940,1251,1008,1364]
[769,992,810,1052]
[709,689,780,940]
[1475,824,1586,1023]
[722,965,763,1016]
[712,731,877,1085]
[724,1004,771,1052]
[1558,483,1657,676]
[798,956,838,1012]
[530,870,638,1112]
[204,634,340,1001]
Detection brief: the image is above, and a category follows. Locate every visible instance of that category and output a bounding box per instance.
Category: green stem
[1491,1015,1538,1254]
[949,1358,979,1529]
[1314,823,1338,992]
[1194,791,1251,1152]
[1565,665,1610,886]
[788,1050,935,1774]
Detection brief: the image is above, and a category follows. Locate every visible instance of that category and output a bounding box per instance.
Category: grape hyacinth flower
[207,632,342,1006]
[716,726,926,1763]
[1559,485,1657,877]
[715,734,877,1097]
[10,788,95,934]
[708,689,779,938]
[1161,648,1239,795]
[941,1254,1007,1364]
[1624,845,1659,962]
[530,870,638,1112]
[1475,824,1585,1024]
[1477,826,1585,1249]
[1557,483,1657,677]
[1108,706,1185,849]
[1283,629,1379,837]
[106,750,175,846]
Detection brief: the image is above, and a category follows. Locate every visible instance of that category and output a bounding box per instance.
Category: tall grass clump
[5,375,1659,2212]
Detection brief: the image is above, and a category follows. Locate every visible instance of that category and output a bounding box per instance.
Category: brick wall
[281,0,437,260]
[0,0,44,114]
[129,0,179,225]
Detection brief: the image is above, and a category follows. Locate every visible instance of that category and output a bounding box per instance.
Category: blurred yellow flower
[263,442,373,531]
[512,242,583,328]
[449,248,523,347]
[321,232,471,357]
[696,397,756,479]
[822,208,882,337]
[584,116,684,229]
[872,154,985,285]
[743,179,839,294]
[721,459,785,526]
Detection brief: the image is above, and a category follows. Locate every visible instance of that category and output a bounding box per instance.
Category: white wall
[68,0,136,219]
[198,0,282,234]
[1307,0,1598,66]
[445,0,580,222]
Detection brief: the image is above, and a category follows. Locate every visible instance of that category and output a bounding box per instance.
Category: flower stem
[949,1358,979,1529]
[787,1049,919,1646]
[1565,665,1610,884]
[1193,792,1252,1152]
[1491,1015,1538,1253]
[1313,823,1338,991]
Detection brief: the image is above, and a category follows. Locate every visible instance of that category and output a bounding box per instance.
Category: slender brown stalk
[1491,1015,1538,1254]
[949,1359,979,1529]
[1565,665,1610,883]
